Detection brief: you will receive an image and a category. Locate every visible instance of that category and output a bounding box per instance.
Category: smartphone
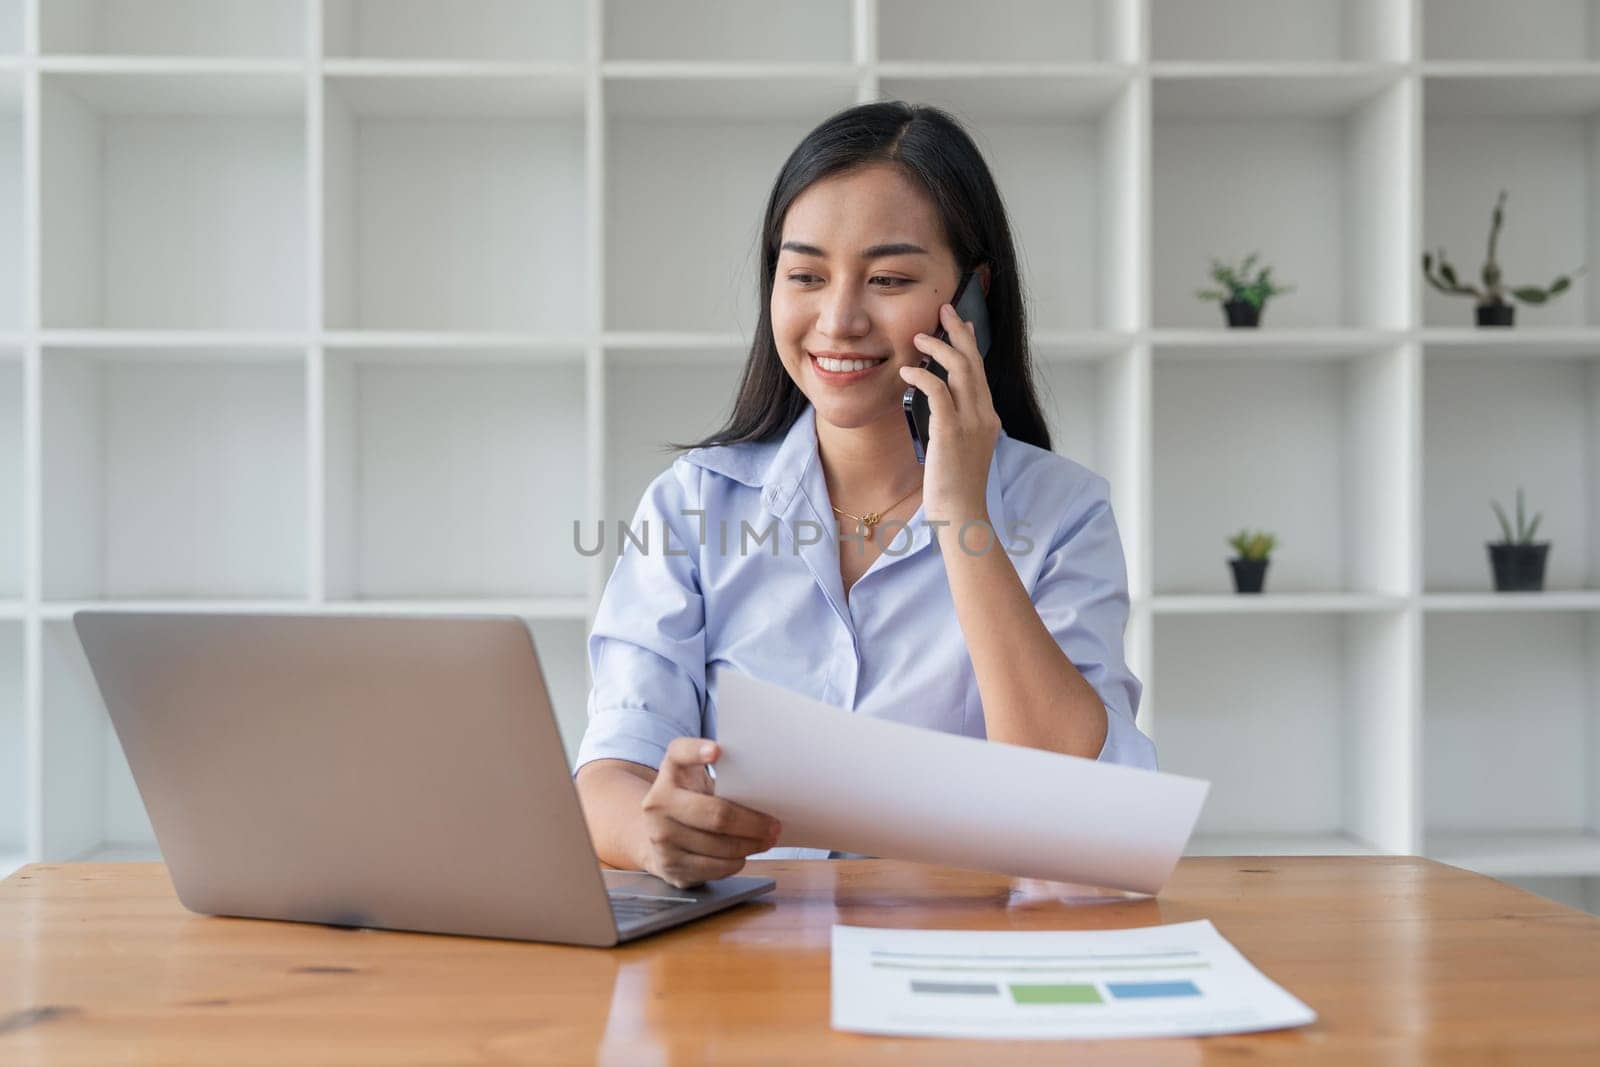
[902,270,993,464]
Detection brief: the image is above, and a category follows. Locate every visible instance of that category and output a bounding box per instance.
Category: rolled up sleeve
[1031,475,1157,771]
[574,460,707,775]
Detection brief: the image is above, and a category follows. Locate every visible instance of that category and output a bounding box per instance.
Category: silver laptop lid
[73,612,622,946]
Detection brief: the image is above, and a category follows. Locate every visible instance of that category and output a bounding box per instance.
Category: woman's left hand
[899,301,1001,526]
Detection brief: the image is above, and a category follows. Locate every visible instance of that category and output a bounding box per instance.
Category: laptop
[72,611,775,947]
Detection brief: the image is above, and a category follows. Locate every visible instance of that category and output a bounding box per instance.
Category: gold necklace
[831,482,922,541]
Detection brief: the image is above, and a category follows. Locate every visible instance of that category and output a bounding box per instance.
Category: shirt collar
[683,402,1011,551]
[760,403,821,515]
[677,403,817,513]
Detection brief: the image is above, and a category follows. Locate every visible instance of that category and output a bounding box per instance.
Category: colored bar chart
[832,921,1316,1040]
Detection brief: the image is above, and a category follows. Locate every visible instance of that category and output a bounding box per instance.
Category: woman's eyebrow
[780,240,930,258]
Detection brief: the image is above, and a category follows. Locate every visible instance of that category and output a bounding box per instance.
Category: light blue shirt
[575,402,1156,859]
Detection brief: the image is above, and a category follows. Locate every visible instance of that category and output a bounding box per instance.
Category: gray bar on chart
[910,980,1001,996]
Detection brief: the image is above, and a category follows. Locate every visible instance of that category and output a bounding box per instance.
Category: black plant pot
[1223,298,1261,328]
[1488,542,1549,591]
[1476,302,1515,327]
[1230,557,1269,594]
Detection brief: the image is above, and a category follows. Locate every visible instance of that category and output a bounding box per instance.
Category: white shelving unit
[0,3,1596,913]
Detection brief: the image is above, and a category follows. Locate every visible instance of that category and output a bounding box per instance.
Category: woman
[575,101,1155,890]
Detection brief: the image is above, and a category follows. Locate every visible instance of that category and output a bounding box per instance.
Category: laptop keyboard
[608,891,700,924]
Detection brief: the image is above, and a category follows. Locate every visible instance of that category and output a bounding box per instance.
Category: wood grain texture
[2,857,1599,1064]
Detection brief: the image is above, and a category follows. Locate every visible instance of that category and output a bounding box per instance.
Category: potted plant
[1487,487,1550,592]
[1422,190,1585,327]
[1196,253,1294,327]
[1227,529,1277,594]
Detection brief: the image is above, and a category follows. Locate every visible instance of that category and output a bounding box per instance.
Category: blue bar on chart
[1106,980,1202,1000]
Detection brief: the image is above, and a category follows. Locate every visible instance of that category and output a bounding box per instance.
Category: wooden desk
[2,857,1598,1064]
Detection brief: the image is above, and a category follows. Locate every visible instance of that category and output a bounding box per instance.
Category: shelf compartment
[1032,344,1142,585]
[1423,612,1600,875]
[1152,73,1409,329]
[42,347,308,600]
[40,71,307,330]
[322,72,586,332]
[1152,0,1406,63]
[1034,342,1139,475]
[0,623,22,867]
[1423,73,1600,328]
[325,0,583,62]
[603,75,856,334]
[0,72,18,332]
[40,621,155,862]
[878,0,1133,64]
[1152,611,1413,854]
[41,0,306,58]
[323,348,588,600]
[0,3,17,56]
[1422,352,1600,593]
[1423,0,1600,62]
[875,74,1140,332]
[528,619,590,766]
[1152,348,1411,596]
[603,350,742,534]
[0,353,17,598]
[606,0,851,63]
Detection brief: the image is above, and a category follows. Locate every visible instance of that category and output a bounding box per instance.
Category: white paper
[711,670,1209,894]
[831,921,1316,1040]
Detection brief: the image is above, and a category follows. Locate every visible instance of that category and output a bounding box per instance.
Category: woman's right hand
[640,737,782,889]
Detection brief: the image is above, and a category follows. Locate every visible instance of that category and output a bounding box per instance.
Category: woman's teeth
[815,355,884,372]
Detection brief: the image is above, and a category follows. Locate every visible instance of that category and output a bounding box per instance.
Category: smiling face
[771,163,965,431]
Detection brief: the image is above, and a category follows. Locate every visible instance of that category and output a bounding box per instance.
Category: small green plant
[1195,253,1294,310]
[1422,190,1585,309]
[1489,487,1543,545]
[1227,529,1277,561]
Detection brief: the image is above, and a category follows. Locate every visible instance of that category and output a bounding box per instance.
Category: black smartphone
[902,270,993,464]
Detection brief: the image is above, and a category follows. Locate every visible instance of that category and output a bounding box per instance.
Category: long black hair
[673,100,1052,453]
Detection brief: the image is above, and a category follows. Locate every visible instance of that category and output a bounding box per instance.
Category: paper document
[712,671,1208,894]
[832,921,1316,1040]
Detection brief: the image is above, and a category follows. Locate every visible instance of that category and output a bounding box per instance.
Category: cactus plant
[1195,253,1294,311]
[1489,487,1543,546]
[1227,529,1277,561]
[1486,487,1551,591]
[1422,190,1585,321]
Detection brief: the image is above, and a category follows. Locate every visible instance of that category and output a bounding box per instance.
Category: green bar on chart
[1009,983,1103,1005]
